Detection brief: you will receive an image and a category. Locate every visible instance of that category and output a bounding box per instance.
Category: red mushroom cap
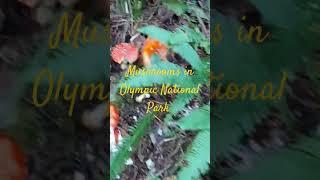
[111,43,139,64]
[110,104,120,129]
[0,133,27,180]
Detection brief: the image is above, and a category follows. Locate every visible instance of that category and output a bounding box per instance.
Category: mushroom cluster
[110,38,168,67]
[110,38,169,153]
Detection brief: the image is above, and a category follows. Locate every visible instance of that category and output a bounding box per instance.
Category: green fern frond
[178,130,210,180]
[177,105,210,131]
[163,0,209,20]
[179,26,210,54]
[138,26,173,45]
[110,113,154,179]
[162,0,189,16]
[137,26,204,70]
[164,93,199,123]
[172,43,203,70]
[165,105,210,179]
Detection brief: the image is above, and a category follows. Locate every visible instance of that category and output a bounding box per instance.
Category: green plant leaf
[163,0,188,16]
[164,93,198,123]
[138,26,173,45]
[190,6,209,20]
[172,43,202,70]
[169,30,190,45]
[177,105,210,130]
[178,130,210,180]
[179,26,210,53]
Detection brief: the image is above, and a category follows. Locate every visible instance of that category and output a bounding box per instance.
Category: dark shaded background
[1,0,319,179]
[0,0,108,179]
[209,0,320,180]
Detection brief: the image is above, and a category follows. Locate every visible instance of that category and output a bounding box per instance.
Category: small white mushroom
[120,62,128,70]
[125,158,133,166]
[157,128,163,136]
[135,93,151,103]
[132,116,138,122]
[146,159,155,171]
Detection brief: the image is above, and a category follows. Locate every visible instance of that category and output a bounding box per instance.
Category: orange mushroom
[110,104,120,128]
[111,43,139,64]
[0,133,27,180]
[110,104,120,144]
[141,38,168,66]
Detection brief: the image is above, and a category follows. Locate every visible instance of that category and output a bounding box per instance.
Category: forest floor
[2,0,319,180]
[110,0,209,179]
[0,0,210,179]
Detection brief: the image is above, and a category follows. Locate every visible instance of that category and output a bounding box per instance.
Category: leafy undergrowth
[110,0,210,179]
